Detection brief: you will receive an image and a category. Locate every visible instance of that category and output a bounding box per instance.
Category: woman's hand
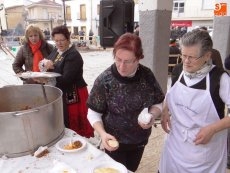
[92,121,119,152]
[161,102,171,133]
[138,115,155,129]
[194,116,230,145]
[44,60,54,70]
[194,125,216,145]
[40,59,54,70]
[100,132,119,151]
[33,77,48,84]
[138,105,162,129]
[138,112,153,129]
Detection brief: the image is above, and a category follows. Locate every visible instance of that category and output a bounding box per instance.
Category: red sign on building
[171,20,192,27]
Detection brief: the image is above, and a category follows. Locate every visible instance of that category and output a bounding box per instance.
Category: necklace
[54,53,63,63]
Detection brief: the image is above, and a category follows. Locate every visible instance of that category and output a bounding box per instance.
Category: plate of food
[92,161,128,173]
[55,137,86,153]
[16,71,61,79]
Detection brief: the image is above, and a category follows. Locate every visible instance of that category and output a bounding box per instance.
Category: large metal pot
[0,84,65,158]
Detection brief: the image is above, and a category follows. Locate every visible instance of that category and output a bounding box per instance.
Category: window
[80,4,86,20]
[97,4,100,15]
[66,6,71,20]
[43,8,48,19]
[173,1,184,13]
[203,0,214,10]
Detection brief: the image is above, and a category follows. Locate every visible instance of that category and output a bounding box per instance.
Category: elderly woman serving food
[159,29,230,173]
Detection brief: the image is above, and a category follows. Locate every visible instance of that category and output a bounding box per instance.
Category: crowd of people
[11,24,230,173]
[13,24,94,138]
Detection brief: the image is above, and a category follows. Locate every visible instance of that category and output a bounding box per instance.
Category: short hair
[179,29,213,56]
[24,24,44,43]
[51,25,70,40]
[199,26,208,31]
[113,33,144,60]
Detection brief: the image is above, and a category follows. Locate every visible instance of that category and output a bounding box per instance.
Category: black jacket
[225,54,230,70]
[47,45,87,92]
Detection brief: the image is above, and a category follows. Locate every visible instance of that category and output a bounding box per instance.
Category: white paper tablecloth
[0,128,131,173]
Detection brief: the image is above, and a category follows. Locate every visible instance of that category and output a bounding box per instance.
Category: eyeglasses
[115,57,136,65]
[28,34,39,38]
[180,54,203,62]
[54,39,67,44]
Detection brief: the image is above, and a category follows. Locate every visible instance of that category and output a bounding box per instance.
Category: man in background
[168,39,181,74]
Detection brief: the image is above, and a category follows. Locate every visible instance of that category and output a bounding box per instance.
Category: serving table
[0,128,132,173]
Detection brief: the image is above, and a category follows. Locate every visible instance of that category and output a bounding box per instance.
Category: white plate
[92,161,128,173]
[16,72,61,79]
[49,160,77,173]
[55,137,86,153]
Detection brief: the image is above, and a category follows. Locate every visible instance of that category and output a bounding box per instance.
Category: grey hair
[179,29,213,56]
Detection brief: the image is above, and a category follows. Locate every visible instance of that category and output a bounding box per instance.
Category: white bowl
[92,161,128,173]
[55,137,86,153]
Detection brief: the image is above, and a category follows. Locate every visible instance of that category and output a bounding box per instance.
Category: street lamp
[0,15,2,34]
[62,0,66,26]
[50,18,53,30]
[0,3,4,34]
[62,0,73,26]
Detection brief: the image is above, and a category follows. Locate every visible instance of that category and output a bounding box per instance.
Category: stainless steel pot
[0,84,65,158]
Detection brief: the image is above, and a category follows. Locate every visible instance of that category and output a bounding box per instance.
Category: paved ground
[1,48,230,173]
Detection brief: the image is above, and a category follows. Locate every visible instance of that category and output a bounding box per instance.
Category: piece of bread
[94,167,119,173]
[107,140,119,148]
[34,146,49,158]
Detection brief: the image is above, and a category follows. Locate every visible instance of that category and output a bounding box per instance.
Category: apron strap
[206,73,210,91]
[178,71,184,81]
[177,71,211,92]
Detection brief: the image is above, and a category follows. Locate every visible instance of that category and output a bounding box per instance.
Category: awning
[171,20,192,27]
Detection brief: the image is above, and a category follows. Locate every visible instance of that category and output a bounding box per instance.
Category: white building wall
[66,0,100,36]
[171,0,215,30]
[172,0,230,27]
[184,0,214,18]
[172,0,214,19]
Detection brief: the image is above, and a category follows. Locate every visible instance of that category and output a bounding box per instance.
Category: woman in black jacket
[225,54,230,70]
[41,25,94,138]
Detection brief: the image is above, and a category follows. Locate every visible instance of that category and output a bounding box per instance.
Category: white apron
[159,72,227,173]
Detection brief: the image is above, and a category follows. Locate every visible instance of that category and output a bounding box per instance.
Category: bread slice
[34,146,49,158]
[94,167,119,173]
[107,140,119,148]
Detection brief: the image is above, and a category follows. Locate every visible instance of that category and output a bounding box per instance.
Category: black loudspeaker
[99,0,135,48]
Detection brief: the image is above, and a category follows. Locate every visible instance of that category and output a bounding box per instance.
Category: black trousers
[227,109,230,168]
[105,143,145,172]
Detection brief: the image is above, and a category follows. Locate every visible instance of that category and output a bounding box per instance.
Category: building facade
[65,0,100,38]
[26,0,63,31]
[171,0,215,31]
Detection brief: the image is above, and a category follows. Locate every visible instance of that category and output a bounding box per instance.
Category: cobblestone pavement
[1,48,230,173]
[136,124,165,173]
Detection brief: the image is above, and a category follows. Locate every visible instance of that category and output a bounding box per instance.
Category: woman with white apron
[159,29,230,173]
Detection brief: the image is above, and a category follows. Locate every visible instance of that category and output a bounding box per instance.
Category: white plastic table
[0,128,132,173]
